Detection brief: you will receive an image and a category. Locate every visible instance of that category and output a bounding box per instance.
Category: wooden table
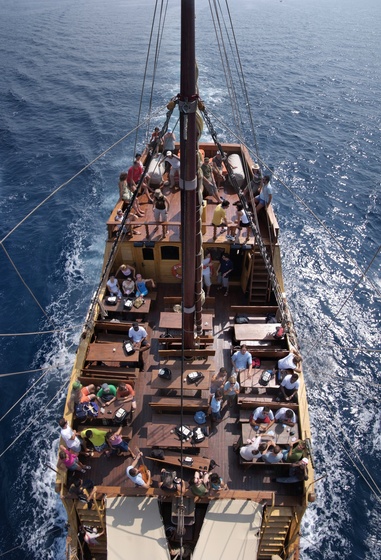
[159,312,213,334]
[146,452,210,472]
[147,423,209,448]
[86,342,140,366]
[151,367,212,391]
[242,421,299,446]
[103,297,152,315]
[234,323,281,343]
[96,399,132,422]
[239,367,278,389]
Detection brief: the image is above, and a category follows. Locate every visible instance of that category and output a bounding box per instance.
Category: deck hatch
[192,499,263,560]
[105,496,170,559]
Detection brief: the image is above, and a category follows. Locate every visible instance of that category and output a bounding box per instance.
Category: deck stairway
[76,498,107,556]
[258,506,294,559]
[249,246,271,303]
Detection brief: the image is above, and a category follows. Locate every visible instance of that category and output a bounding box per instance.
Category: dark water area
[0,0,380,558]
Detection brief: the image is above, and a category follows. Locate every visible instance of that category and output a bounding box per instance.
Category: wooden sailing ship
[56,2,315,559]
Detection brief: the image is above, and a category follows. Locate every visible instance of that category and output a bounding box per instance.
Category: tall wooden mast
[180,0,199,349]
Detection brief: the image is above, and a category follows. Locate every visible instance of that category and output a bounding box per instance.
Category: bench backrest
[158,348,215,358]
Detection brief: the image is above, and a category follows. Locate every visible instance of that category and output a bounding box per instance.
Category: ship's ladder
[249,245,272,304]
[257,506,295,559]
[75,495,107,555]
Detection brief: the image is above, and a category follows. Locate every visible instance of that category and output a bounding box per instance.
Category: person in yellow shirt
[212,200,230,236]
[81,428,108,453]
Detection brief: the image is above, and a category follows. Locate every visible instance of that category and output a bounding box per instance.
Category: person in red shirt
[127,161,153,213]
[116,382,137,411]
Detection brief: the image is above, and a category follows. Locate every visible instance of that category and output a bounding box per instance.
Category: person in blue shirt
[231,344,252,378]
[209,389,223,421]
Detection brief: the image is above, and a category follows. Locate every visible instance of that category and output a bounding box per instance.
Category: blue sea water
[0,0,380,559]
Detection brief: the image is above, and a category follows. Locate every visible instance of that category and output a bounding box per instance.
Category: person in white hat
[243,163,263,205]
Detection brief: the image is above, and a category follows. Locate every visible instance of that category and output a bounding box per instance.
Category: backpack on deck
[75,402,99,421]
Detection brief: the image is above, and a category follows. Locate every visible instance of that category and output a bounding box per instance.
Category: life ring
[172,263,182,279]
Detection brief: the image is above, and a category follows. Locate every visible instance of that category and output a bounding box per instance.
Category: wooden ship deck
[56,143,314,560]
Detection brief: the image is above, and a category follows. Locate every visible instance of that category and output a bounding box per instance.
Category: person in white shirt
[279,373,300,402]
[59,417,85,454]
[275,407,297,426]
[128,322,150,351]
[240,436,267,462]
[249,406,275,431]
[160,150,181,187]
[106,275,122,298]
[126,452,151,489]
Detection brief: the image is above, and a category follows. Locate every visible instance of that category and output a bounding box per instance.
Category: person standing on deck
[153,189,170,237]
[223,376,240,407]
[202,249,214,298]
[254,175,273,213]
[210,367,227,395]
[243,163,262,205]
[217,253,234,296]
[160,151,181,188]
[231,344,252,379]
[201,157,223,204]
[231,202,250,244]
[162,128,176,153]
[59,418,88,455]
[208,389,224,422]
[212,200,230,237]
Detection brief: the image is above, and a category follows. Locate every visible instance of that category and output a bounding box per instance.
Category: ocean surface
[0,0,380,558]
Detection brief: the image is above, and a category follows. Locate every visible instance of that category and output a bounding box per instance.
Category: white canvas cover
[192,499,263,560]
[105,496,170,560]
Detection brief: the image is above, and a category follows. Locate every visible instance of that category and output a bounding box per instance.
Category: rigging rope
[206,107,381,301]
[0,242,54,326]
[1,110,165,245]
[0,326,78,337]
[0,366,54,422]
[0,377,68,459]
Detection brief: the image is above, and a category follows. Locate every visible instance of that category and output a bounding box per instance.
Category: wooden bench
[81,365,139,380]
[79,372,138,387]
[231,306,279,321]
[95,321,149,335]
[239,406,299,423]
[158,348,215,359]
[146,451,211,472]
[149,396,209,413]
[237,396,299,409]
[163,296,215,312]
[239,456,293,469]
[159,336,214,349]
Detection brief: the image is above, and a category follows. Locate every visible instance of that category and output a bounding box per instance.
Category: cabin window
[142,247,155,261]
[161,246,180,260]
